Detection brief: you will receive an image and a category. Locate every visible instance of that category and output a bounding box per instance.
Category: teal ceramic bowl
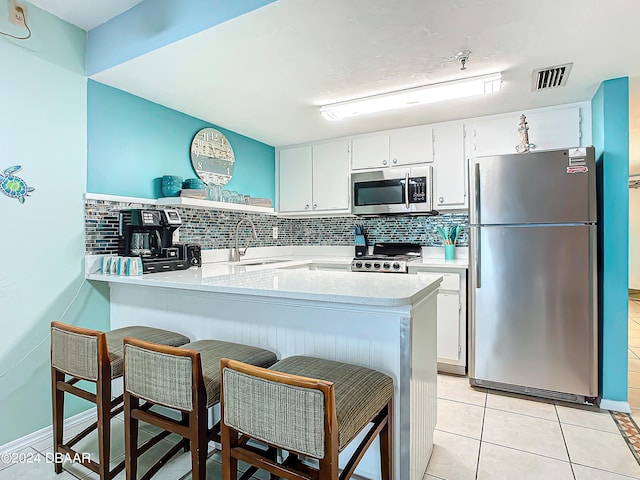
[183,178,206,189]
[161,184,182,197]
[162,175,183,183]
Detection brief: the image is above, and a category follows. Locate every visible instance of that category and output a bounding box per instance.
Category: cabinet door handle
[305,204,310,210]
[439,197,444,203]
[382,159,388,166]
[392,158,397,164]
[313,203,317,209]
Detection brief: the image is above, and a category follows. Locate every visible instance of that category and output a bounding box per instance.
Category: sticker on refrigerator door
[569,147,587,158]
[566,166,588,174]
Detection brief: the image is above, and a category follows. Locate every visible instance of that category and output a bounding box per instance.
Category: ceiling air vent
[531,63,573,91]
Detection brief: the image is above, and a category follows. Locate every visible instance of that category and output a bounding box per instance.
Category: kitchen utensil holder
[444,244,456,260]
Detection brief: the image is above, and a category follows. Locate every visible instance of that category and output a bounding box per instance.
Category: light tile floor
[628,299,640,418]
[426,374,640,480]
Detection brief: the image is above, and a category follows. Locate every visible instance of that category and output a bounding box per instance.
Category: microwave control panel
[408,176,427,203]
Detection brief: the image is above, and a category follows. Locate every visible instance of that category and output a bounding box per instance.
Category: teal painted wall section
[87,80,275,201]
[591,77,629,403]
[87,0,276,75]
[0,11,110,446]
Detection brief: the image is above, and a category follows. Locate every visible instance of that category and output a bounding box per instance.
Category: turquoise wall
[87,80,275,201]
[592,77,629,404]
[87,0,276,75]
[0,3,110,446]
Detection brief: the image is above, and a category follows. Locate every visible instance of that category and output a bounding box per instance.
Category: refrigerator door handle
[474,163,481,225]
[475,228,481,289]
[474,163,481,288]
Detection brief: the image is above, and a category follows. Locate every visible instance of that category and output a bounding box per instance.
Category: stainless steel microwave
[351,166,433,215]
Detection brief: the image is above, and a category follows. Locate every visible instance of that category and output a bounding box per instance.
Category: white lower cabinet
[437,293,460,361]
[414,268,467,374]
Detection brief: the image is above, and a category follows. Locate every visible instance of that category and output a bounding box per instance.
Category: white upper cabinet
[472,106,582,157]
[433,122,466,209]
[278,140,350,214]
[351,134,390,169]
[278,146,313,213]
[389,125,434,166]
[351,125,433,170]
[312,140,350,211]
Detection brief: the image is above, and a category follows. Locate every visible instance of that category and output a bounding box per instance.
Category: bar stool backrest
[123,337,203,412]
[51,322,108,381]
[221,359,338,460]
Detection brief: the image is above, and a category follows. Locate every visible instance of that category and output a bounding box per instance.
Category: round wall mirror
[190,127,235,185]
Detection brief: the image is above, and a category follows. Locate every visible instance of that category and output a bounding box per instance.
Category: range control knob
[392,262,401,270]
[383,262,391,269]
[373,262,381,269]
[364,262,372,269]
[355,262,362,268]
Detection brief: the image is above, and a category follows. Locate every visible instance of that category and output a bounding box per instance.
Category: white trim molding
[599,398,632,414]
[0,409,95,454]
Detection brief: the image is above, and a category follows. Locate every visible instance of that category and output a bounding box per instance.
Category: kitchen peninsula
[88,263,442,480]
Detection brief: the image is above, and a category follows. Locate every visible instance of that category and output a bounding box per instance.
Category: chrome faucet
[233,218,258,262]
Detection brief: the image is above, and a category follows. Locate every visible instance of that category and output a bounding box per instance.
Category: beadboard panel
[109,283,437,480]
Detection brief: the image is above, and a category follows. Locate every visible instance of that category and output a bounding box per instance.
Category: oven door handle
[404,173,410,209]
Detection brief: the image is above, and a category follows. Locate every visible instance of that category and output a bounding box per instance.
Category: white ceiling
[27,0,640,172]
[28,0,143,30]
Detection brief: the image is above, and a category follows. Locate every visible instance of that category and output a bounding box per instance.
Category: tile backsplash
[85,199,468,255]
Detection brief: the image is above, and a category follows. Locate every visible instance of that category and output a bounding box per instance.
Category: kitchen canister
[444,244,456,260]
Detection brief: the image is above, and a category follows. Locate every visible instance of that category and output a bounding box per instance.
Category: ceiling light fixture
[319,72,502,121]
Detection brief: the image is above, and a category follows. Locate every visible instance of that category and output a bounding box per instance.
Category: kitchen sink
[238,259,291,266]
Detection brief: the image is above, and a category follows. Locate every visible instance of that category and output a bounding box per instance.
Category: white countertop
[88,256,443,307]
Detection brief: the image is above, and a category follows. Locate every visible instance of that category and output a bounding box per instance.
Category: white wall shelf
[85,192,157,205]
[156,197,275,215]
[85,193,275,215]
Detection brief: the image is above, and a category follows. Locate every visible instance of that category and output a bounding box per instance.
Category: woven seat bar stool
[122,337,278,480]
[220,355,394,480]
[50,321,191,480]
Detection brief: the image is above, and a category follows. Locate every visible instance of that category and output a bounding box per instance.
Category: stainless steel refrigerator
[468,146,598,404]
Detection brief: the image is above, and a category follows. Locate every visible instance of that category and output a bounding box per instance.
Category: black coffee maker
[118,209,195,273]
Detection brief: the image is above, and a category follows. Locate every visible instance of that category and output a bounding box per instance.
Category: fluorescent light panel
[320,72,502,121]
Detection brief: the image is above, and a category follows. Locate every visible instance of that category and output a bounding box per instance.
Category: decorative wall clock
[190,128,235,185]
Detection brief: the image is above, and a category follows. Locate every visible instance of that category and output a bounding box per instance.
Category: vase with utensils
[437,225,461,260]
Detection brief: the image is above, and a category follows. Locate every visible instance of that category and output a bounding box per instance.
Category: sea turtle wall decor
[0,165,34,203]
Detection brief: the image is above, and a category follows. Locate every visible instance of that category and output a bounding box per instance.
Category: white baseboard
[599,398,632,413]
[0,409,96,454]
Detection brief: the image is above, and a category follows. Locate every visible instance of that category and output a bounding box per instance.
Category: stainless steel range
[350,243,422,273]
